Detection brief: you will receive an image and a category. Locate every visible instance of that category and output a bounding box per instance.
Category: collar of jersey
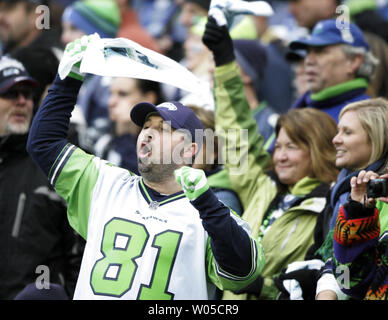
[139,178,186,207]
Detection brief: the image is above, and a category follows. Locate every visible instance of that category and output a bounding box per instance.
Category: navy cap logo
[313,22,324,35]
[3,68,21,77]
[157,102,177,111]
[0,58,25,73]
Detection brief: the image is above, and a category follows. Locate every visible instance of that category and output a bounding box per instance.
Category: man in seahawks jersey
[26,35,265,299]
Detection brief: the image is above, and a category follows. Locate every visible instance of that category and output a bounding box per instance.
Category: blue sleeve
[213,189,243,216]
[191,188,253,277]
[27,74,83,177]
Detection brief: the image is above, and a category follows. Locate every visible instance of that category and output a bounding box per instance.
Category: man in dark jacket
[0,56,82,299]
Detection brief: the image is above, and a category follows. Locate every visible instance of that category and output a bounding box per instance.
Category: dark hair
[12,47,58,108]
[137,79,165,106]
[0,0,49,10]
[184,0,210,10]
[188,105,219,168]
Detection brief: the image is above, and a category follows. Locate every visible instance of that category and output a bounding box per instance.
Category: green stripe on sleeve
[54,147,99,239]
[206,236,265,291]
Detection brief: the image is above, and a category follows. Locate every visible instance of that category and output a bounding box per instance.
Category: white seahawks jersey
[50,145,259,300]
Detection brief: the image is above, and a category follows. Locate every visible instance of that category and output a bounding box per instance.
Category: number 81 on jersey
[90,218,182,299]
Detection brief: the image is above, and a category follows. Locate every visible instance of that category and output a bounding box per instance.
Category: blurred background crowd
[1,0,388,300]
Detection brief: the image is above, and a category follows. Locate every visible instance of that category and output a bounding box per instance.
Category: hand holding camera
[350,170,388,207]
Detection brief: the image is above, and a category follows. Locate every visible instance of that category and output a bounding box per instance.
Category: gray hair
[340,44,379,82]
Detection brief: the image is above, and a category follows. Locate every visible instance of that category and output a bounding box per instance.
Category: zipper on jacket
[280,218,299,251]
[12,193,26,238]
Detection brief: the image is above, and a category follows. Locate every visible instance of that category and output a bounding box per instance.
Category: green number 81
[90,218,182,299]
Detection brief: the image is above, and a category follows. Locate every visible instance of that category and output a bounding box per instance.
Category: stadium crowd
[1,0,388,300]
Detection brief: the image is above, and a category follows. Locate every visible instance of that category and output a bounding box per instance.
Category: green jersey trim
[214,237,258,281]
[52,146,99,239]
[139,178,186,207]
[206,235,264,291]
[48,143,76,186]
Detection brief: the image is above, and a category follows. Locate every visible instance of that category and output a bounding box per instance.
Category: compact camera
[366,178,388,198]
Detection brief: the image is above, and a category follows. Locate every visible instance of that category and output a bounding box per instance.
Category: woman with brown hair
[275,98,388,301]
[210,63,339,300]
[201,14,341,300]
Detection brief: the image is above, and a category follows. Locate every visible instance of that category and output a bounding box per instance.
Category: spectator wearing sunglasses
[0,56,83,299]
[0,57,37,135]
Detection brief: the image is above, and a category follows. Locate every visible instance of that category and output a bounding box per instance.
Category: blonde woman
[315,98,388,300]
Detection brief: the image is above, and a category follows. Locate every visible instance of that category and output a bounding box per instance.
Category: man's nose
[305,50,318,65]
[142,127,155,141]
[15,93,29,105]
[108,96,116,110]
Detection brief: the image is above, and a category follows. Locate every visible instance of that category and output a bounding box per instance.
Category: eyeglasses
[0,87,35,100]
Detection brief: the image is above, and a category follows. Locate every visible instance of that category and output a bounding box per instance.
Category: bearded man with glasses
[0,56,83,300]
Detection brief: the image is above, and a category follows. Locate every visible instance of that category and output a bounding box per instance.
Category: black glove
[232,275,264,296]
[274,269,320,300]
[202,16,235,67]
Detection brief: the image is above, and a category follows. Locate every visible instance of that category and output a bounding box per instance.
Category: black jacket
[0,134,83,299]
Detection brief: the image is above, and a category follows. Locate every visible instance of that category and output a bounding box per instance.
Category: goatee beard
[138,162,180,183]
[6,122,30,135]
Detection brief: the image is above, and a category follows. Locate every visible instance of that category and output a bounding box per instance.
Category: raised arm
[27,75,83,177]
[202,17,271,209]
[27,36,92,177]
[27,36,100,239]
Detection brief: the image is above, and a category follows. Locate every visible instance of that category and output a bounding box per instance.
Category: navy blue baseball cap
[131,101,204,143]
[14,283,69,300]
[290,19,370,51]
[0,56,38,94]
